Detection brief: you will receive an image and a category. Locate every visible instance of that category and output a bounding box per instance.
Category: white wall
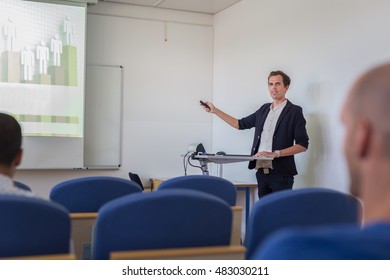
[212,0,390,192]
[15,2,214,197]
[14,0,390,198]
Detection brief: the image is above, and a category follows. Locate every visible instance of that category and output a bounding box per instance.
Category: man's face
[268,75,289,101]
[341,95,361,197]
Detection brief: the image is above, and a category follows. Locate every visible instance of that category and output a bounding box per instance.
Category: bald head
[347,63,390,158]
[342,63,390,221]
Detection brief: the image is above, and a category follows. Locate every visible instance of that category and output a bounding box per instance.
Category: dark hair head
[268,70,291,87]
[0,113,22,166]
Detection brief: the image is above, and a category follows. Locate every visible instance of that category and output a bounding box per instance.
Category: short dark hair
[0,113,22,166]
[268,70,291,87]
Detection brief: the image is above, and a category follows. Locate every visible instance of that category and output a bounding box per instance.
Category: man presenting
[201,70,309,198]
[255,63,390,260]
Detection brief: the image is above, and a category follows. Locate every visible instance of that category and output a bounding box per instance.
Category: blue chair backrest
[157,175,237,206]
[0,195,71,258]
[14,181,32,192]
[92,189,232,259]
[244,187,362,259]
[49,176,142,212]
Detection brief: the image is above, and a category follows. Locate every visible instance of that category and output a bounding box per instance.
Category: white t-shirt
[256,99,287,169]
[0,174,35,197]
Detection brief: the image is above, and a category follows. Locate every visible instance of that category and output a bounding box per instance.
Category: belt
[259,168,272,174]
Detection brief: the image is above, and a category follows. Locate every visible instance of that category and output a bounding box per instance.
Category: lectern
[191,154,271,177]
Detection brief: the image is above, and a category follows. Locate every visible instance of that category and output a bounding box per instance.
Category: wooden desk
[149,178,166,190]
[111,245,246,260]
[70,212,98,259]
[1,254,76,260]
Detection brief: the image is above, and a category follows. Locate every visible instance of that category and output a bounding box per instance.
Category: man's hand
[200,100,216,113]
[254,151,277,158]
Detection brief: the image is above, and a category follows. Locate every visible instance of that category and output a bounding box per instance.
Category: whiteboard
[84,64,123,169]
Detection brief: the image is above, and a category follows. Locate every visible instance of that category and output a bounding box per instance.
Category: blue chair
[92,189,232,259]
[252,221,390,260]
[244,187,362,259]
[49,176,142,212]
[0,195,71,258]
[157,175,237,206]
[14,181,32,192]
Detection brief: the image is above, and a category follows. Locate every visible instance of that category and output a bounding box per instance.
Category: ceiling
[100,0,242,14]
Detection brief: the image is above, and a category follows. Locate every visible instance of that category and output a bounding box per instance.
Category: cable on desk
[188,155,202,170]
[183,151,192,175]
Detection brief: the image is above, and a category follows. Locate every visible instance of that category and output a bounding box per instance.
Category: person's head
[341,63,390,203]
[0,113,23,177]
[268,70,290,102]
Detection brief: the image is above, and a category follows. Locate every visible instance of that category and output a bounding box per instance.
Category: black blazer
[238,100,309,176]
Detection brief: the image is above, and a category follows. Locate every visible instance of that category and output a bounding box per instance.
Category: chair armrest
[70,212,98,219]
[110,245,246,260]
[1,254,76,260]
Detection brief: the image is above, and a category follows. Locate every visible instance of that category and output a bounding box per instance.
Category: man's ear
[356,119,371,158]
[14,148,23,167]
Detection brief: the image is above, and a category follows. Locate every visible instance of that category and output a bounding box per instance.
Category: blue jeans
[255,168,294,199]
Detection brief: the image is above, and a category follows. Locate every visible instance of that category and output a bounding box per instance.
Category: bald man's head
[341,63,390,198]
[347,63,390,158]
